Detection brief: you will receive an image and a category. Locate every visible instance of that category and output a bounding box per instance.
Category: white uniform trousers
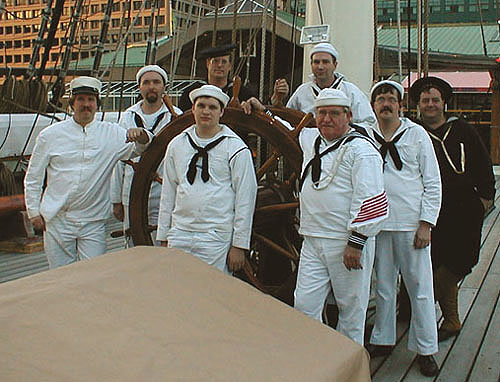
[294,236,375,345]
[370,230,438,355]
[167,227,232,273]
[44,215,107,269]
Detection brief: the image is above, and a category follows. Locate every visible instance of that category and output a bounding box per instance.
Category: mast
[92,0,115,77]
[145,0,159,65]
[49,0,85,107]
[26,0,54,79]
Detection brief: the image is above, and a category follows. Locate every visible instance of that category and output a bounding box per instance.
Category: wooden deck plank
[372,177,500,381]
[434,245,500,382]
[467,292,500,382]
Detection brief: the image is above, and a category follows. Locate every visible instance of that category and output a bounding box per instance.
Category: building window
[133,1,142,10]
[51,53,59,61]
[0,27,3,34]
[91,35,99,44]
[144,16,151,25]
[23,25,31,33]
[81,51,89,59]
[14,55,21,63]
[133,32,142,42]
[91,4,98,13]
[91,20,100,29]
[5,26,12,34]
[71,52,78,60]
[112,3,120,11]
[5,40,12,48]
[23,39,31,48]
[112,18,120,27]
[23,54,30,62]
[156,15,165,24]
[14,26,22,34]
[0,56,3,64]
[6,55,12,63]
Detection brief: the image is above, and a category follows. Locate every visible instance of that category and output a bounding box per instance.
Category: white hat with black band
[314,88,351,108]
[189,85,230,108]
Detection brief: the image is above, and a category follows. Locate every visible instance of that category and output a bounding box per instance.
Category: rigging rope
[190,0,204,79]
[423,0,429,76]
[212,0,219,47]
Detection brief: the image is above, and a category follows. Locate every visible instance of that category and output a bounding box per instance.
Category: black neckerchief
[311,75,344,97]
[185,133,226,184]
[133,111,166,133]
[299,131,371,191]
[372,129,406,171]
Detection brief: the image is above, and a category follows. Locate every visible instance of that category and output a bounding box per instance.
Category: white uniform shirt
[156,124,257,249]
[24,117,151,222]
[365,118,442,231]
[299,128,388,243]
[287,73,376,124]
[110,101,182,225]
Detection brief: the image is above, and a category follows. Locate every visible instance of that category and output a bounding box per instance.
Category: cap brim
[197,43,238,59]
[409,76,453,103]
[72,87,100,96]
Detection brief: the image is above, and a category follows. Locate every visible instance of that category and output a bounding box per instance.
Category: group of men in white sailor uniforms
[23,40,496,379]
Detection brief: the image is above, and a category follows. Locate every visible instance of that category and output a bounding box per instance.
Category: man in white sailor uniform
[156,85,257,273]
[111,65,182,246]
[24,76,152,269]
[365,80,442,377]
[284,42,375,124]
[294,88,388,345]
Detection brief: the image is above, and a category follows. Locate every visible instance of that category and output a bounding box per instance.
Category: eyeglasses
[374,96,399,104]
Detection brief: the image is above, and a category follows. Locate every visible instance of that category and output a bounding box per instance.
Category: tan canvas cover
[0,247,371,381]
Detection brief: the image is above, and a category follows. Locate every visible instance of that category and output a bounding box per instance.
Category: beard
[145,92,159,103]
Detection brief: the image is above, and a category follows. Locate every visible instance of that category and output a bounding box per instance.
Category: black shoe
[438,327,460,342]
[366,344,394,358]
[417,354,439,377]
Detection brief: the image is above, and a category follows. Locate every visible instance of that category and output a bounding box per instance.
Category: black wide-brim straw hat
[197,43,238,60]
[409,76,453,104]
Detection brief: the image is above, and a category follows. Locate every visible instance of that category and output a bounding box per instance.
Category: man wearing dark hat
[366,80,442,377]
[294,88,388,345]
[410,76,495,342]
[111,65,182,247]
[285,42,375,124]
[178,44,257,111]
[24,76,152,269]
[157,85,257,273]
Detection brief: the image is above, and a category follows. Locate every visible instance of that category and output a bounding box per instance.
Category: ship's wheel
[128,81,314,305]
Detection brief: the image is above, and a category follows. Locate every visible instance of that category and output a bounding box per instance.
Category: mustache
[381,106,392,112]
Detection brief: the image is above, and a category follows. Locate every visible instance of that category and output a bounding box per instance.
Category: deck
[369,170,500,382]
[1,172,499,381]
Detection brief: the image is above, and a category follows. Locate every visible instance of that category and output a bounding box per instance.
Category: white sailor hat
[136,65,169,85]
[310,42,340,61]
[370,80,404,100]
[314,88,351,108]
[70,76,101,96]
[189,84,230,108]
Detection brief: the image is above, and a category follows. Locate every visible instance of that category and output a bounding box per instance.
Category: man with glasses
[294,88,387,345]
[365,80,441,377]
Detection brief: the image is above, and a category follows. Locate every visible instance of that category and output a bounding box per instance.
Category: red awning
[402,72,492,93]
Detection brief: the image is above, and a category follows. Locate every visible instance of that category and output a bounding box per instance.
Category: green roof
[276,10,305,28]
[67,37,172,70]
[378,24,500,58]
